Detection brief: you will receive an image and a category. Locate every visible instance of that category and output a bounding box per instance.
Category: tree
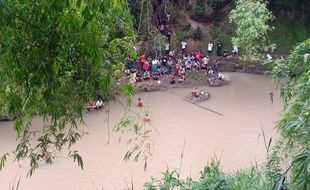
[0,0,136,175]
[272,38,310,190]
[229,0,275,61]
[152,31,167,57]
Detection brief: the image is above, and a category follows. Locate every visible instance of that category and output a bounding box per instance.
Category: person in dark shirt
[216,41,223,56]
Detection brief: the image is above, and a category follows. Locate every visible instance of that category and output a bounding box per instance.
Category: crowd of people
[156,12,173,43]
[123,9,238,86]
[84,13,238,121]
[125,42,229,86]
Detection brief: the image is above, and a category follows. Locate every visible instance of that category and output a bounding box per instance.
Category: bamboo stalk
[137,0,145,34]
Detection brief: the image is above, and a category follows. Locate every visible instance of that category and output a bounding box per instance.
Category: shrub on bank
[144,159,277,190]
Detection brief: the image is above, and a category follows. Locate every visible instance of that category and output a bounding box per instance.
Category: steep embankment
[172,0,310,55]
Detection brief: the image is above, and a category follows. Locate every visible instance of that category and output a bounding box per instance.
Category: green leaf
[69,151,84,170]
[0,153,9,170]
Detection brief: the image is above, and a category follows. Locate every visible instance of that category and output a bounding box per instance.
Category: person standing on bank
[216,41,223,56]
[208,41,213,55]
[233,44,238,56]
[181,40,187,55]
[165,42,170,55]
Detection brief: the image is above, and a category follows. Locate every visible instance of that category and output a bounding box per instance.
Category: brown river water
[0,73,283,190]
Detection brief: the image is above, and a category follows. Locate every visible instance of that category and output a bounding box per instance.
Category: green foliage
[144,159,272,190]
[69,150,84,170]
[113,112,152,171]
[150,31,167,57]
[122,83,136,106]
[126,0,141,29]
[144,169,190,190]
[0,153,9,170]
[269,16,310,55]
[272,38,310,189]
[195,0,207,15]
[227,167,272,190]
[192,160,229,189]
[0,0,136,174]
[211,25,234,52]
[229,0,275,61]
[172,22,192,50]
[264,141,283,185]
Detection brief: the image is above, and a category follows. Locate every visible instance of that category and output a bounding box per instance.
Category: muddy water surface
[0,73,283,190]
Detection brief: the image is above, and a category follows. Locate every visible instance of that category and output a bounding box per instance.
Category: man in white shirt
[201,56,209,69]
[218,72,225,80]
[96,99,104,110]
[267,53,272,61]
[181,40,187,54]
[208,41,213,55]
[233,45,238,55]
[165,42,170,55]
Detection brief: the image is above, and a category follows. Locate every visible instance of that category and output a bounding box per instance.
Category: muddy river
[0,73,283,190]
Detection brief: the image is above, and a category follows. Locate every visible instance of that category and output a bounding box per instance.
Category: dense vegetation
[229,0,275,61]
[272,39,310,190]
[144,160,274,190]
[126,0,310,56]
[0,0,136,175]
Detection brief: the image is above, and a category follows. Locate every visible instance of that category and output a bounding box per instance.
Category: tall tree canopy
[0,0,136,174]
[229,0,275,61]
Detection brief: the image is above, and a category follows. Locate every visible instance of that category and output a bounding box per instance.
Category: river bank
[135,57,268,93]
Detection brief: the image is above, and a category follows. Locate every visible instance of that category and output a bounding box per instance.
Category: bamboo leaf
[0,153,9,170]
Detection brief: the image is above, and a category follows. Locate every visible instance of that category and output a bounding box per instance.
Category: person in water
[192,86,199,98]
[137,97,143,107]
[144,114,151,122]
[44,150,52,164]
[86,99,96,111]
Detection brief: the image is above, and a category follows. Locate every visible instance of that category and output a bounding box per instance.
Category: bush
[195,0,206,15]
[143,159,273,190]
[191,160,229,190]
